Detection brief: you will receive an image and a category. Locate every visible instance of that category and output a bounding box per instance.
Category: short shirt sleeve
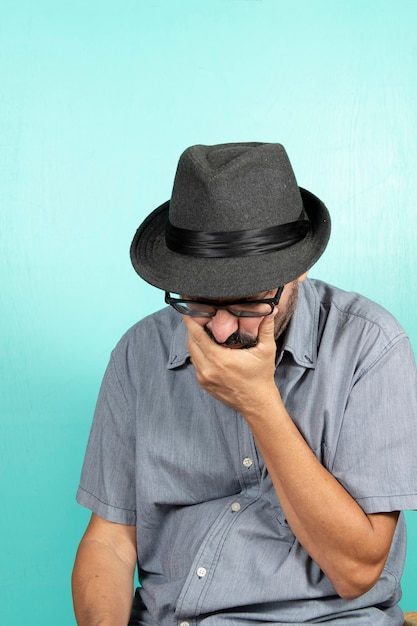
[76,353,137,525]
[331,336,417,514]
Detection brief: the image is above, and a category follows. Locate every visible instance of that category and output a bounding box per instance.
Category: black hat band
[165,217,311,258]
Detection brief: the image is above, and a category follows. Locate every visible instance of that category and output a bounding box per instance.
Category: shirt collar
[281,278,318,368]
[167,314,190,369]
[167,278,319,370]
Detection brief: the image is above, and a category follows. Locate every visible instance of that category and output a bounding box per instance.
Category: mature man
[72,143,417,625]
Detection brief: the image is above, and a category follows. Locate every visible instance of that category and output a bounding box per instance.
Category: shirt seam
[327,299,405,344]
[356,332,407,379]
[356,492,417,501]
[77,485,136,513]
[110,351,137,422]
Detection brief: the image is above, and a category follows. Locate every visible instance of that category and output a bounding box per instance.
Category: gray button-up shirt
[77,278,417,625]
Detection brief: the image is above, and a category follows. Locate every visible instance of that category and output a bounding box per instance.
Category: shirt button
[196,566,207,578]
[231,502,241,512]
[242,457,253,468]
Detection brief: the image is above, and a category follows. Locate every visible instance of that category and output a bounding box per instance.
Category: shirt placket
[174,410,261,624]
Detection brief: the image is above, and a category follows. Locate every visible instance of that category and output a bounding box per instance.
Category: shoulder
[305,279,413,377]
[120,306,181,343]
[309,278,406,343]
[110,307,183,373]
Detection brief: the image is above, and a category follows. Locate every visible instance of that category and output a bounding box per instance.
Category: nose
[206,308,239,344]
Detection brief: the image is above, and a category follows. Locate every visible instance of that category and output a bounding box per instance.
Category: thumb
[257,313,277,344]
[182,314,207,345]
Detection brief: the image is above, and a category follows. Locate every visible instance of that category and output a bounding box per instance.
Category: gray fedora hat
[130,142,330,298]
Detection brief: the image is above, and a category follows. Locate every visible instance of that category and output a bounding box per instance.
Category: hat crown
[130,141,331,298]
[169,143,304,232]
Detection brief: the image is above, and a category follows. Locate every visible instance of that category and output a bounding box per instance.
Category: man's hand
[183,313,279,414]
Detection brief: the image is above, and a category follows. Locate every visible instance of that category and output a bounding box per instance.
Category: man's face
[186,278,302,349]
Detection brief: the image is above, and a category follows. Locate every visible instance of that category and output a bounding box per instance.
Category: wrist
[241,383,283,421]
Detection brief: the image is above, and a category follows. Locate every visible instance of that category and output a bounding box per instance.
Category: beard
[273,279,299,341]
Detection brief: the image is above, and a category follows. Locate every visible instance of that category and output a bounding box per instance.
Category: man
[72,143,417,625]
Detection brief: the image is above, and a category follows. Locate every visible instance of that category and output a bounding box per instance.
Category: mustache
[204,326,258,349]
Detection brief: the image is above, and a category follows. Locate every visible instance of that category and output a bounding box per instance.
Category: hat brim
[130,187,331,298]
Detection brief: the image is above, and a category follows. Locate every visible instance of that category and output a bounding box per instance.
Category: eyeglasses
[165,287,284,318]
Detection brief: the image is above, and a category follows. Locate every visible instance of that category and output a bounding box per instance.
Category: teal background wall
[1,1,416,623]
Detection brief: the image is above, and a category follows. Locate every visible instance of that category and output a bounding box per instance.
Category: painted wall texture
[1,1,416,623]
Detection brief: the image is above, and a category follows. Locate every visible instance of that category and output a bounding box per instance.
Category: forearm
[72,537,135,626]
[243,385,397,598]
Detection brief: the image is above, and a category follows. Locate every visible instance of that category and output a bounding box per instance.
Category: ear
[297,271,309,283]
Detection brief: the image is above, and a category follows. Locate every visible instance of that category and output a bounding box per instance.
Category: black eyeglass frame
[165,286,284,318]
